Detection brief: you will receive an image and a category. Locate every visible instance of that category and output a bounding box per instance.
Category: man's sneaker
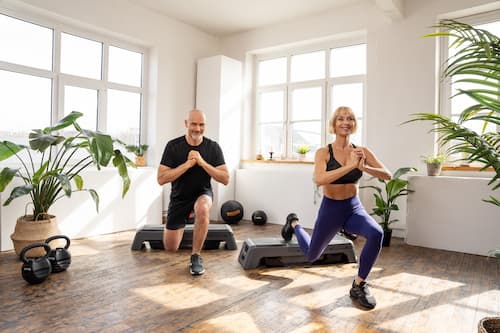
[349,280,376,309]
[281,213,298,242]
[190,254,205,275]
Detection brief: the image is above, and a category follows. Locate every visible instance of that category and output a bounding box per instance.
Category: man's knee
[163,229,183,251]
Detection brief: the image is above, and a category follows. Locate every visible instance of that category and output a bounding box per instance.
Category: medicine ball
[251,210,267,225]
[220,200,244,224]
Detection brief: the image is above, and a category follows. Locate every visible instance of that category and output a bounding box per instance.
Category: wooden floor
[0,222,498,333]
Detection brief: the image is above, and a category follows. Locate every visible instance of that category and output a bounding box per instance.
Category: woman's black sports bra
[326,144,363,184]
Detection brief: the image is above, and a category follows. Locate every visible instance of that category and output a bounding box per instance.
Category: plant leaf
[0,141,25,161]
[3,185,33,206]
[0,167,19,192]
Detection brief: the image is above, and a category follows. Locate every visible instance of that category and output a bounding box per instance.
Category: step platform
[131,224,237,251]
[238,234,356,269]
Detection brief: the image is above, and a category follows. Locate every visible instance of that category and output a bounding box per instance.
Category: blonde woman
[281,106,392,309]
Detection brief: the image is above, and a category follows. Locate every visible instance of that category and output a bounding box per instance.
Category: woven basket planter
[10,215,62,258]
[478,317,500,333]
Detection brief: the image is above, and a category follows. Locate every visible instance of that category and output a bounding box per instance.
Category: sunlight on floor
[218,275,269,291]
[189,312,260,332]
[372,272,465,296]
[133,283,224,309]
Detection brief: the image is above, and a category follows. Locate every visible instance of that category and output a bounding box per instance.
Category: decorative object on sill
[360,167,417,247]
[0,111,133,256]
[123,143,149,167]
[406,20,499,206]
[268,151,274,160]
[422,154,447,176]
[256,152,263,160]
[296,144,311,161]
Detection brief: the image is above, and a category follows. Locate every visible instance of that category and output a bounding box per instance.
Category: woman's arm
[358,147,392,180]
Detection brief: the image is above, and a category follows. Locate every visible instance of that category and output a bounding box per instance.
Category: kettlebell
[45,235,71,273]
[20,243,52,284]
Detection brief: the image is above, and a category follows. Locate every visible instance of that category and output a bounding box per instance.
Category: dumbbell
[20,243,52,284]
[45,235,72,273]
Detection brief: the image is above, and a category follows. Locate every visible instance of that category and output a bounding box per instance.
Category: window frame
[0,8,148,148]
[253,37,366,160]
[438,11,500,131]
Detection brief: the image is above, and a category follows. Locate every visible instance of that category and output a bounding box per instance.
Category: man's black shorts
[165,189,213,230]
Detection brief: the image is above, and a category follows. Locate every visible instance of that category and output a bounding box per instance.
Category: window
[0,12,146,151]
[255,42,366,160]
[439,13,500,163]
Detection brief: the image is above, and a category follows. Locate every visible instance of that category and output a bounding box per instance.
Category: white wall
[219,0,499,234]
[406,175,499,256]
[1,167,162,251]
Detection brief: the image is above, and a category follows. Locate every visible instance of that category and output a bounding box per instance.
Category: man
[157,109,229,275]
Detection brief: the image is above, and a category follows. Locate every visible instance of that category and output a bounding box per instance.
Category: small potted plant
[125,144,149,167]
[360,167,417,246]
[422,154,447,176]
[296,144,311,161]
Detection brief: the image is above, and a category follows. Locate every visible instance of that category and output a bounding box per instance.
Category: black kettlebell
[20,243,52,284]
[45,235,71,273]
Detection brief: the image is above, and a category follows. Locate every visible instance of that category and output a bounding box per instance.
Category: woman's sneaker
[190,254,205,275]
[281,213,298,241]
[349,280,376,309]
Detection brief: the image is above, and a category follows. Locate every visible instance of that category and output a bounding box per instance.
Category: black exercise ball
[220,200,244,224]
[251,210,267,225]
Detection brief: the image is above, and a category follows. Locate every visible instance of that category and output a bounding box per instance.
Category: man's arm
[157,159,196,186]
[188,150,229,185]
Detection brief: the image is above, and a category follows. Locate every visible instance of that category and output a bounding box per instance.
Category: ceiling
[129,0,378,37]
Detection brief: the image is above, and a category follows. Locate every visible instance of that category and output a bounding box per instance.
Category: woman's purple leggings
[294,195,383,280]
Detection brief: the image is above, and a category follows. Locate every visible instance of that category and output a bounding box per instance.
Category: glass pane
[0,14,53,70]
[64,86,98,130]
[291,121,321,156]
[259,91,284,122]
[330,44,366,77]
[0,70,51,144]
[291,51,325,82]
[61,33,102,79]
[331,83,363,117]
[259,124,283,159]
[107,89,141,143]
[291,87,322,121]
[109,46,142,87]
[330,83,363,144]
[258,57,286,86]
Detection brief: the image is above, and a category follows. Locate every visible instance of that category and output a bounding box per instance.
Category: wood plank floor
[0,222,498,333]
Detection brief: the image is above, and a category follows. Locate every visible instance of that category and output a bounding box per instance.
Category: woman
[281,106,392,309]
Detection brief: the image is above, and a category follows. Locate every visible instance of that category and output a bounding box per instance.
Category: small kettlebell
[45,235,71,273]
[20,243,52,284]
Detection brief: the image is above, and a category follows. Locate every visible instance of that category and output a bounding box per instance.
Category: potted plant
[360,167,417,246]
[407,20,499,206]
[124,143,149,167]
[422,154,447,176]
[296,144,311,161]
[0,111,132,256]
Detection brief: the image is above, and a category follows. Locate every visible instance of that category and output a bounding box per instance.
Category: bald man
[157,109,229,275]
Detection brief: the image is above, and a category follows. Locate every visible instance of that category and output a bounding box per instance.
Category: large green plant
[0,111,132,221]
[361,167,417,232]
[407,19,499,206]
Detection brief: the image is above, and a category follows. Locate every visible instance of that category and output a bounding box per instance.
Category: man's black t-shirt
[160,135,225,201]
